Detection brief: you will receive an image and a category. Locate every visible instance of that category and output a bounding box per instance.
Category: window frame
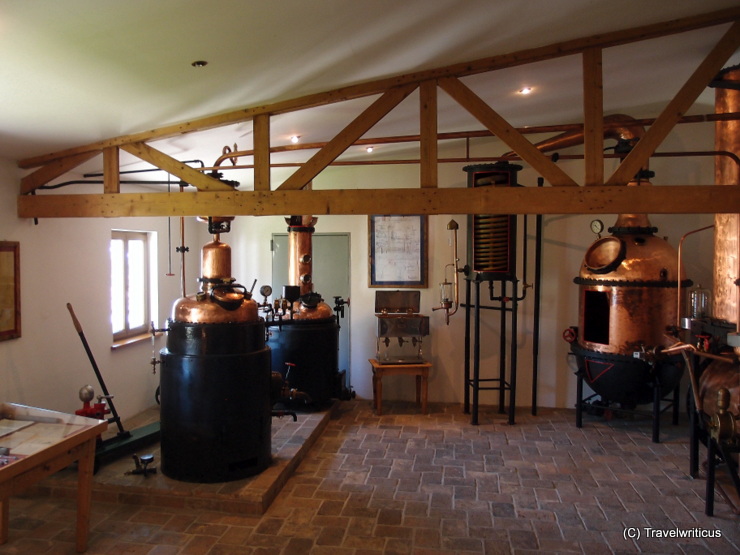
[111,229,155,342]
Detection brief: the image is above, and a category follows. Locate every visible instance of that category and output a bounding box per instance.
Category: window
[110,230,157,342]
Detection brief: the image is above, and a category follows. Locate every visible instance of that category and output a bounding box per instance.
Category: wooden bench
[369,359,431,416]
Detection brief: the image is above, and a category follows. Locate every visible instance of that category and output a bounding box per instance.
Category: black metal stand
[575,372,679,443]
[463,274,519,425]
[687,390,740,517]
[459,173,543,426]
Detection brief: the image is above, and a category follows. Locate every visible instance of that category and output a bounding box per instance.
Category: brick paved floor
[2,400,738,554]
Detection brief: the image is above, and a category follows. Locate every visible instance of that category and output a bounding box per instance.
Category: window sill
[111,331,162,350]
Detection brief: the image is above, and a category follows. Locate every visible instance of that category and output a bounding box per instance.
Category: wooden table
[369,359,431,416]
[0,402,107,552]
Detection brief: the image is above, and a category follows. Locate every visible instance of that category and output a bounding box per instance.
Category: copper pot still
[159,216,271,482]
[570,189,690,406]
[171,217,258,324]
[577,210,687,355]
[266,215,343,406]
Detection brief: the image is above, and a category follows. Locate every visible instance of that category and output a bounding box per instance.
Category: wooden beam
[19,151,99,194]
[120,142,234,192]
[18,8,740,170]
[278,84,417,190]
[607,20,740,185]
[18,185,740,218]
[582,48,604,187]
[439,77,578,186]
[253,114,270,191]
[420,80,438,188]
[103,147,120,194]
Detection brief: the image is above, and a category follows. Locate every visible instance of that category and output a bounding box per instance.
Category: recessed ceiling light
[518,86,533,95]
[191,60,208,68]
[366,146,374,153]
[290,135,300,144]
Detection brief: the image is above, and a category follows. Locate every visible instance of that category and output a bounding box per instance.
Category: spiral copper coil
[473,214,513,272]
[464,163,520,276]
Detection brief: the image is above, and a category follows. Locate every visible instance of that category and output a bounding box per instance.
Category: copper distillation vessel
[550,113,693,440]
[566,194,690,423]
[261,215,350,406]
[158,216,272,483]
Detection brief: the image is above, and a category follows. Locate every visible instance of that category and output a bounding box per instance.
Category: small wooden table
[0,402,107,552]
[369,359,431,416]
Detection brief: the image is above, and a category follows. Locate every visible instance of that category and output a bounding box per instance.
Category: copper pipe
[432,220,461,324]
[199,150,740,173]
[676,224,715,328]
[501,114,645,158]
[178,184,187,298]
[211,111,740,167]
[179,216,186,297]
[661,341,736,363]
[658,341,736,414]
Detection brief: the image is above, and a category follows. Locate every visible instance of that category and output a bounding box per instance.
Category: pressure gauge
[590,219,604,236]
[259,285,273,298]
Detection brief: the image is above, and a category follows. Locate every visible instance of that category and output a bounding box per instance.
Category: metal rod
[203,150,740,172]
[179,215,186,297]
[510,278,518,425]
[531,177,544,415]
[66,303,127,436]
[498,280,507,414]
[472,279,481,425]
[463,277,472,415]
[83,160,205,177]
[210,112,740,167]
[165,175,175,277]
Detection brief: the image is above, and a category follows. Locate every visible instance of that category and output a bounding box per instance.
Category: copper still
[699,64,740,420]
[567,186,690,406]
[530,116,691,408]
[264,215,346,406]
[159,217,272,482]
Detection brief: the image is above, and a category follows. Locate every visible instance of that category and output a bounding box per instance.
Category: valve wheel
[562,327,577,343]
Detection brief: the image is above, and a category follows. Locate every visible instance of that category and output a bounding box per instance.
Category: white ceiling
[2,0,739,189]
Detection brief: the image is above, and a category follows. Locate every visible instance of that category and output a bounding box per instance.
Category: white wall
[0,120,717,420]
[0,162,203,418]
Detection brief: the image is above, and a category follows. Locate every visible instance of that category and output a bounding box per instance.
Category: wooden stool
[369,358,431,416]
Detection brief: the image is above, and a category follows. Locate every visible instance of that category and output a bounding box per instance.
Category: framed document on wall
[0,241,20,341]
[368,215,428,288]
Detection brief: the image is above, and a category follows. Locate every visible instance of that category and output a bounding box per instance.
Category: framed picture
[0,241,20,341]
[368,215,428,288]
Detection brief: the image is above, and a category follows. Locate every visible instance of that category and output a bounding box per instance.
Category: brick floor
[2,400,739,554]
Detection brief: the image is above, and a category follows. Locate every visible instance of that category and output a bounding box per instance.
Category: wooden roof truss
[16,7,740,218]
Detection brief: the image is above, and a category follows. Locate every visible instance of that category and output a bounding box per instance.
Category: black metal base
[463,377,513,425]
[702,435,740,516]
[575,372,680,443]
[267,318,341,406]
[462,276,519,426]
[160,321,272,483]
[687,396,740,516]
